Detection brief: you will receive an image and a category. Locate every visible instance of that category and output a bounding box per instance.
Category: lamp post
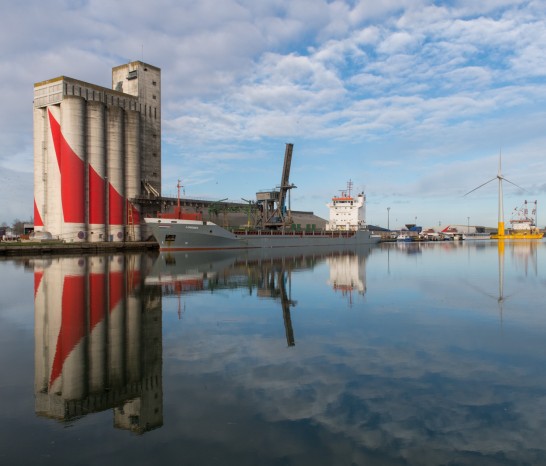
[387,207,391,230]
[467,216,470,234]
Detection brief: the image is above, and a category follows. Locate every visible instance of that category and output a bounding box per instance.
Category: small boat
[396,233,412,242]
[463,232,491,240]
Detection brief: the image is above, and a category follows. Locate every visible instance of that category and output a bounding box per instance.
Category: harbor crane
[255,143,296,229]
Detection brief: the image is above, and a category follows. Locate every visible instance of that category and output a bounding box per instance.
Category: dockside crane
[255,143,296,229]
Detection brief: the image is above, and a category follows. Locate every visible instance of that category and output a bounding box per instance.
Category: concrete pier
[0,241,158,257]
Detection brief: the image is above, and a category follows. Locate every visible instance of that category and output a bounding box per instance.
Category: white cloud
[1,0,546,226]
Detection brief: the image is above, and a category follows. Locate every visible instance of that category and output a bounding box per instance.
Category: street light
[387,207,391,230]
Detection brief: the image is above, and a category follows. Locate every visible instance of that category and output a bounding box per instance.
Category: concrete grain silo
[33,62,162,242]
[60,96,86,241]
[45,105,64,239]
[106,106,125,242]
[125,109,141,241]
[33,107,45,234]
[87,101,106,242]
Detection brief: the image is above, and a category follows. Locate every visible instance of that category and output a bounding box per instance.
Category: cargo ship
[144,184,379,250]
[146,145,379,251]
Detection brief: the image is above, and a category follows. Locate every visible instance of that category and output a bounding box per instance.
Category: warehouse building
[33,61,161,242]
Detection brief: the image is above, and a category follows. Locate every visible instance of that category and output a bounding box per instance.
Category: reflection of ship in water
[33,253,162,434]
[327,252,367,306]
[145,246,374,345]
[509,240,539,276]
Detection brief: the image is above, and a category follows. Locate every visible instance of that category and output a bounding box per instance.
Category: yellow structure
[467,154,543,240]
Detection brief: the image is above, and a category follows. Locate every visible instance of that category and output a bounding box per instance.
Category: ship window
[165,234,176,241]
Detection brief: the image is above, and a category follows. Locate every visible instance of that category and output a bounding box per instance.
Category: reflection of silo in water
[60,96,86,241]
[108,254,126,385]
[33,107,46,233]
[34,253,163,431]
[59,257,87,400]
[89,256,107,392]
[87,101,106,242]
[46,106,63,238]
[107,106,125,242]
[126,254,142,383]
[44,259,64,396]
[34,260,48,395]
[125,110,141,241]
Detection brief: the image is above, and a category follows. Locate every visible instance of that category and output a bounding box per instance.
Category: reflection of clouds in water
[163,302,546,463]
[157,243,546,463]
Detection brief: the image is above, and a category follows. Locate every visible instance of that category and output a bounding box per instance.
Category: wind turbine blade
[502,177,526,191]
[463,177,497,196]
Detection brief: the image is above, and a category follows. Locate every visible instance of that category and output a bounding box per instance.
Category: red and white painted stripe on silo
[60,96,86,241]
[45,106,63,238]
[87,101,107,242]
[33,108,45,232]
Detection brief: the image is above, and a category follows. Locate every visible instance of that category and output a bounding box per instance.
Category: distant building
[33,62,161,242]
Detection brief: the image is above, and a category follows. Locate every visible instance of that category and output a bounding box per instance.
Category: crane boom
[278,143,293,215]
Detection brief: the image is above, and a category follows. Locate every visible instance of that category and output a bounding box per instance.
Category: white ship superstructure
[511,200,539,231]
[326,181,366,231]
[327,253,366,297]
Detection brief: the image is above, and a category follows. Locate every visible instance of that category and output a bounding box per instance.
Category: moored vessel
[145,145,379,251]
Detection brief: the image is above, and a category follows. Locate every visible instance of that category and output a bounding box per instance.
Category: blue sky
[1,0,546,229]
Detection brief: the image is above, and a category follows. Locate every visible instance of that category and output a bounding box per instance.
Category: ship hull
[145,218,380,250]
[491,233,544,239]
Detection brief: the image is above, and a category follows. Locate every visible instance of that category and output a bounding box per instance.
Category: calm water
[1,241,545,466]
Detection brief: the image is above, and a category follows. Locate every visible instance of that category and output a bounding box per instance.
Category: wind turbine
[464,152,524,238]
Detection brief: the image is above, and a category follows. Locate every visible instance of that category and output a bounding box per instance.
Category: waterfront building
[33,62,161,242]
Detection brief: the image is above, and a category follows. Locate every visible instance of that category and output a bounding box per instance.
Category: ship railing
[231,229,356,238]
